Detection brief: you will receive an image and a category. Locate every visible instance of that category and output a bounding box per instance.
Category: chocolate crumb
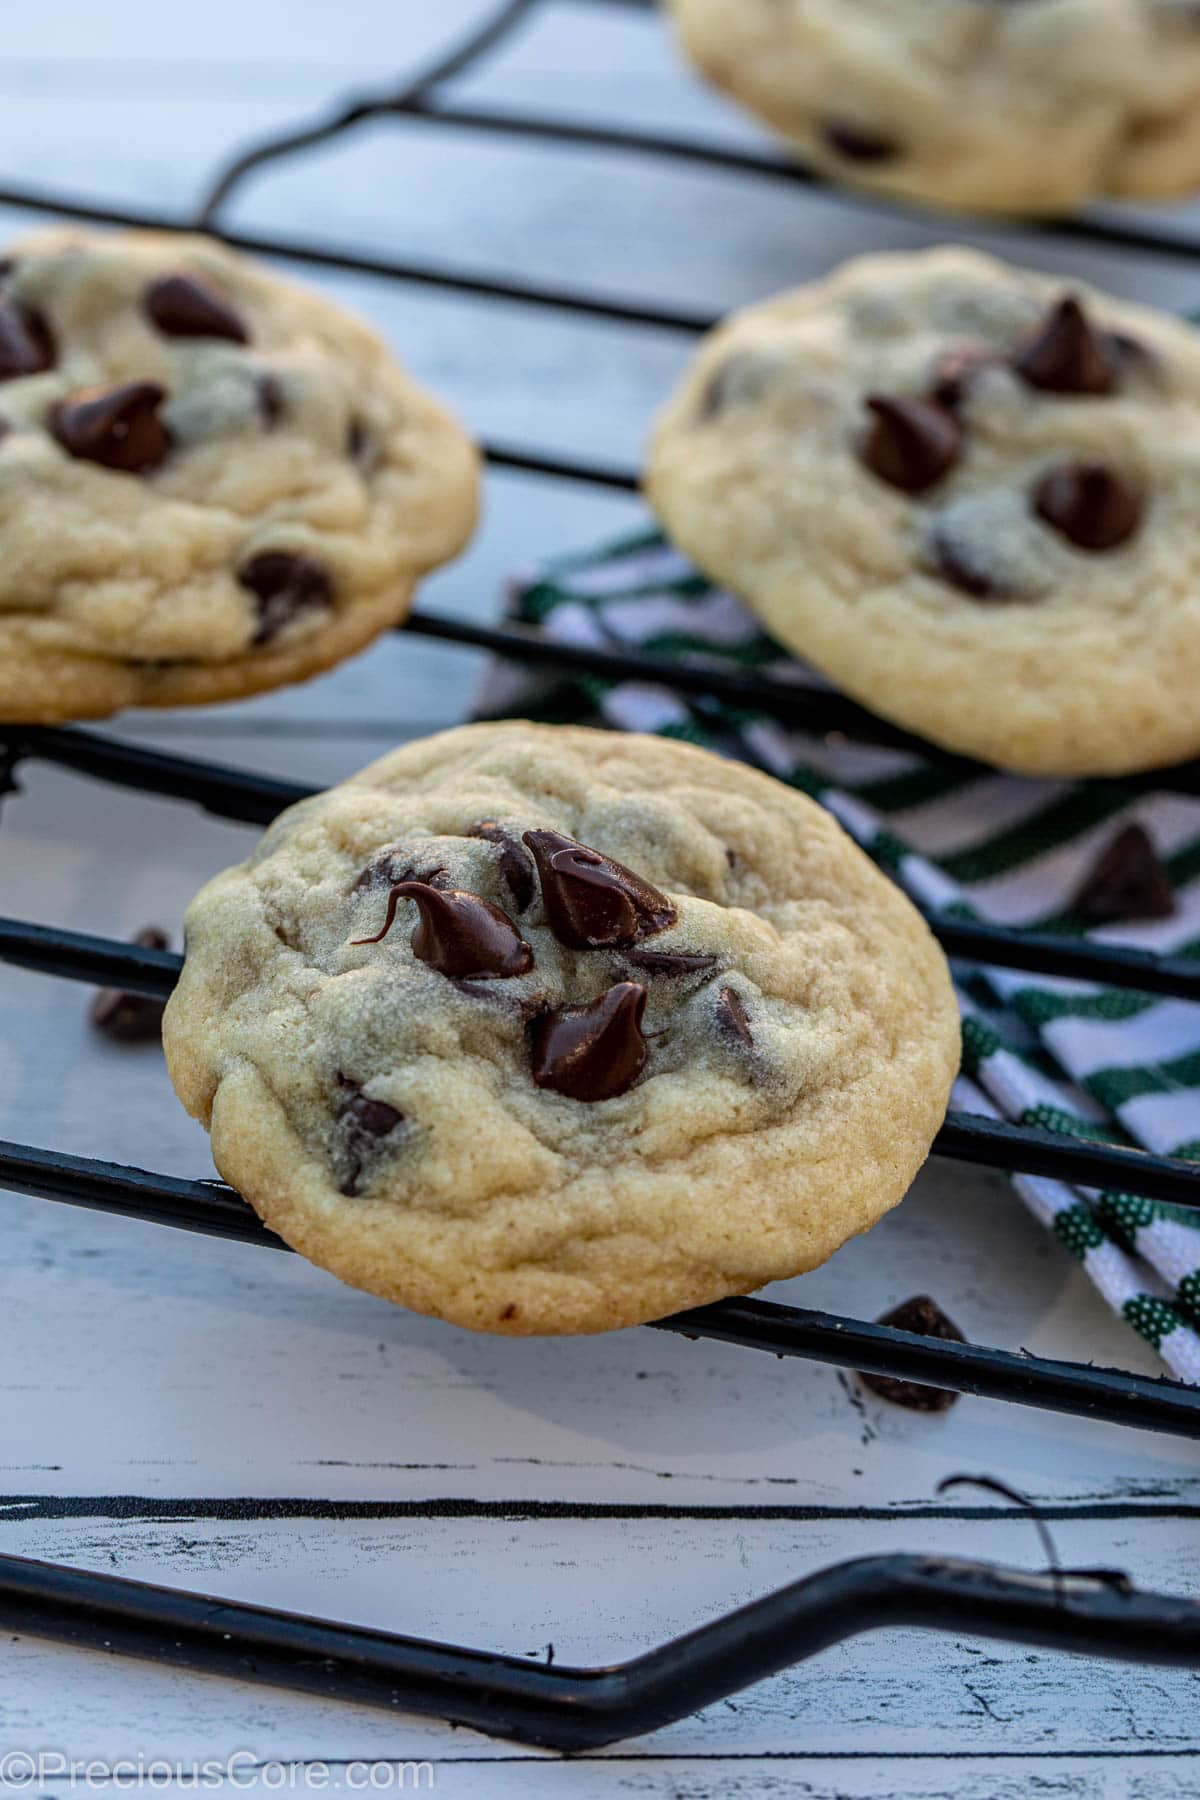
[1072,822,1176,924]
[88,926,170,1043]
[858,1295,966,1412]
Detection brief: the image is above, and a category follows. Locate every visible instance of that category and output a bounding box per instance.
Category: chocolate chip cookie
[0,229,478,722]
[667,0,1200,214]
[163,722,958,1335]
[647,247,1200,777]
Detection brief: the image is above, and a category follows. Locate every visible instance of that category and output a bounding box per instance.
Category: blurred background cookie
[647,246,1200,776]
[0,228,479,722]
[666,0,1200,215]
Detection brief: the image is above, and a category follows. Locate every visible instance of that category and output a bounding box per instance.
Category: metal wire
[408,608,1200,801]
[3,1137,1200,1432]
[0,1549,1195,1752]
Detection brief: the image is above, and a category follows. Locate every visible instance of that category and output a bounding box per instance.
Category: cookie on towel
[647,247,1200,777]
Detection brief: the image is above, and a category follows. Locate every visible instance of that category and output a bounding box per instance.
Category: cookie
[646,247,1200,778]
[163,722,958,1336]
[667,0,1200,214]
[0,229,478,722]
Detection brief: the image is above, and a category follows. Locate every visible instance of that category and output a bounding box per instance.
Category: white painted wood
[0,2,1199,1791]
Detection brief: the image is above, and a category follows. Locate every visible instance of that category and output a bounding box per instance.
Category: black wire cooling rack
[2,0,1200,1751]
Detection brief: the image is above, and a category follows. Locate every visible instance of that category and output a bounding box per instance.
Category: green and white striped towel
[481,526,1200,1382]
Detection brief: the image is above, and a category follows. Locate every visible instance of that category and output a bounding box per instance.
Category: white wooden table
[1,4,1198,1794]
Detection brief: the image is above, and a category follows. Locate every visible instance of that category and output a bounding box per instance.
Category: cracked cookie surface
[163,722,958,1335]
[647,247,1200,777]
[667,0,1200,214]
[0,228,478,722]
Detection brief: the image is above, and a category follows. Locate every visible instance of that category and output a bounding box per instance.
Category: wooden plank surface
[0,3,1199,1793]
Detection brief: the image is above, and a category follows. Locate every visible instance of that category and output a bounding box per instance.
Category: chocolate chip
[857,1295,966,1412]
[352,880,533,979]
[1107,330,1149,369]
[621,948,719,979]
[1034,458,1141,551]
[334,1080,406,1197]
[929,523,1001,599]
[1072,822,1176,924]
[88,926,170,1043]
[1014,296,1115,396]
[353,852,448,895]
[927,344,1002,412]
[0,296,54,381]
[697,351,775,421]
[716,985,754,1049]
[821,119,899,162]
[523,829,676,950]
[144,272,248,343]
[256,374,284,429]
[531,981,648,1102]
[860,394,961,495]
[238,550,334,646]
[467,820,536,912]
[346,417,370,460]
[50,380,169,473]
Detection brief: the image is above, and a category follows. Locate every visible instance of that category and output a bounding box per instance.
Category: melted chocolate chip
[716,985,754,1049]
[51,381,169,473]
[144,272,248,343]
[0,296,54,381]
[335,1081,406,1197]
[346,417,370,461]
[467,820,536,912]
[88,926,170,1043]
[1014,296,1115,395]
[927,344,1002,412]
[523,829,676,949]
[857,1295,966,1412]
[531,981,648,1102]
[1034,459,1141,551]
[1073,822,1176,924]
[238,550,334,646]
[352,880,532,979]
[621,948,720,979]
[821,119,899,162]
[256,374,285,429]
[860,394,961,494]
